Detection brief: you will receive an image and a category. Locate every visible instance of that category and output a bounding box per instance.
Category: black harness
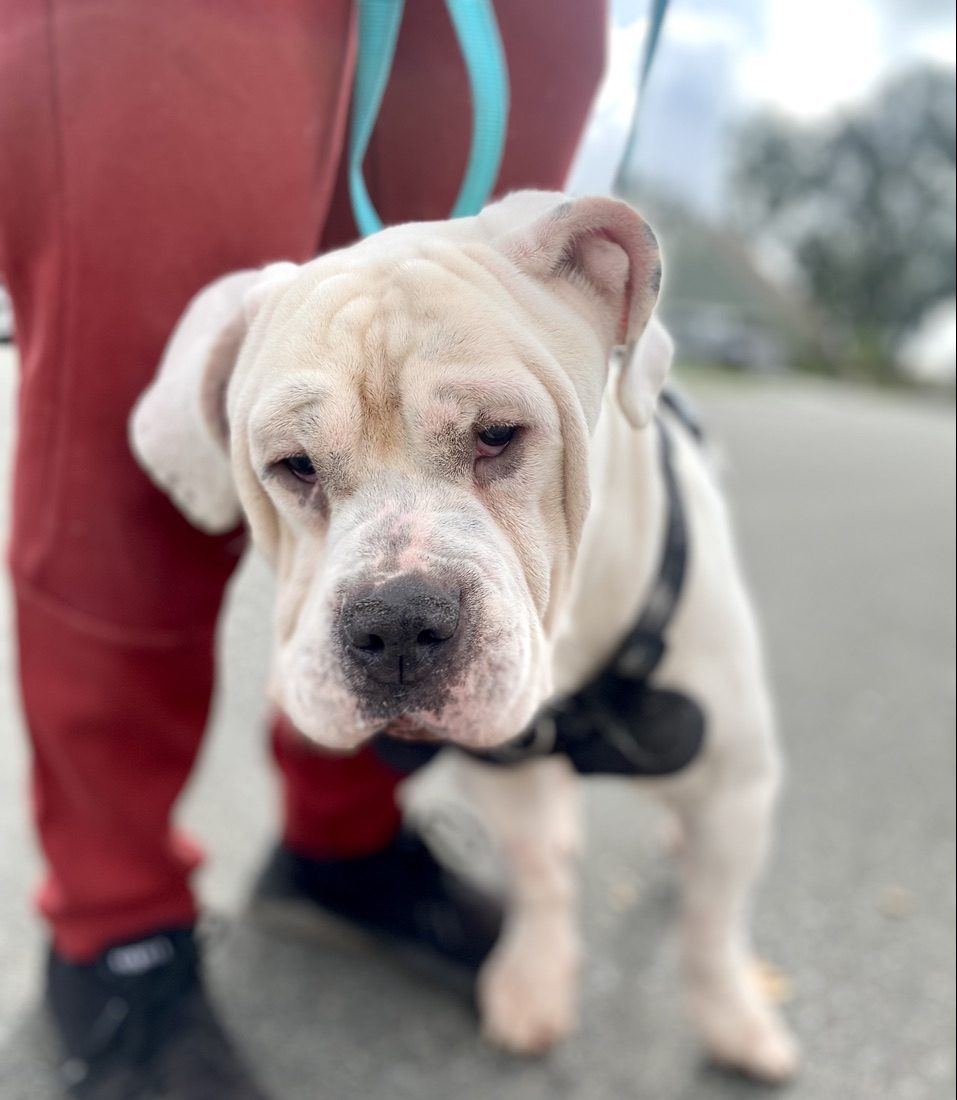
[374,392,706,777]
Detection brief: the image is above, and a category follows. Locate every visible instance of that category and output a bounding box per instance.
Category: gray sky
[567,0,956,212]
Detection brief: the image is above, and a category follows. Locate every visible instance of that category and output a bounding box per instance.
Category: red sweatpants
[0,0,605,962]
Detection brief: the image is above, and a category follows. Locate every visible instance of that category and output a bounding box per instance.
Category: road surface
[0,347,953,1099]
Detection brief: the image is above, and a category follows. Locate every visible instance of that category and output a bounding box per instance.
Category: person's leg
[0,0,355,962]
[272,718,403,859]
[1,2,368,1094]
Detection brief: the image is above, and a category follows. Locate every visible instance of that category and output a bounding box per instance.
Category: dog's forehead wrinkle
[322,250,514,358]
[250,374,329,429]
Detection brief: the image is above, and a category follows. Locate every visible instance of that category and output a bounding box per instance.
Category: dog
[130,191,798,1082]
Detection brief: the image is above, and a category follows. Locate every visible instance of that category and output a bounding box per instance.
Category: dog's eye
[476,424,516,458]
[282,454,317,482]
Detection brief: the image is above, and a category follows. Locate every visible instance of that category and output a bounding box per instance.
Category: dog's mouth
[380,715,446,743]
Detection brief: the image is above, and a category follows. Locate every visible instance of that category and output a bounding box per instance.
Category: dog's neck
[549,390,665,699]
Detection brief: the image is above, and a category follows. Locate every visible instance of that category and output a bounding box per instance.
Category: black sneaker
[46,928,270,1100]
[251,829,503,986]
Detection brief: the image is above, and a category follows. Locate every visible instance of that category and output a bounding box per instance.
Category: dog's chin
[397,694,546,752]
[277,665,549,754]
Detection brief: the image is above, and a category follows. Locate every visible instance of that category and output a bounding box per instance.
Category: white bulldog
[131,192,798,1082]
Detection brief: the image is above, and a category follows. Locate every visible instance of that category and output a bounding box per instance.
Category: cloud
[738,0,885,119]
[910,25,957,65]
[568,0,955,211]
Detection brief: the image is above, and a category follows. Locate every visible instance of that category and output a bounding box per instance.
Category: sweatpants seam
[39,0,72,578]
[12,568,220,648]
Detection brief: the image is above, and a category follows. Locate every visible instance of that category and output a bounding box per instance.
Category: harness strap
[349,0,510,237]
[659,386,705,443]
[611,414,687,684]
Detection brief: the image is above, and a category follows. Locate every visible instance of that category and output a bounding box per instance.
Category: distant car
[667,306,788,372]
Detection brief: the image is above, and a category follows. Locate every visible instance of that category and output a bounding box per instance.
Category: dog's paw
[693,991,799,1083]
[477,927,580,1055]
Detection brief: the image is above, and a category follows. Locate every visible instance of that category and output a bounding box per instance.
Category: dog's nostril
[354,633,385,652]
[416,628,448,647]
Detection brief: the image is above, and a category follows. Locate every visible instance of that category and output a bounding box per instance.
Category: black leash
[374,399,706,777]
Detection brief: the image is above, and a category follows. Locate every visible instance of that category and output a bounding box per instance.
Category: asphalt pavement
[0,345,954,1100]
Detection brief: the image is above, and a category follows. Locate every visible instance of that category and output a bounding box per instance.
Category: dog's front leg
[659,707,799,1083]
[457,755,583,1054]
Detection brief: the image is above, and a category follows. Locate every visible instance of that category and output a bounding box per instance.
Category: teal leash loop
[445,0,509,219]
[348,0,510,237]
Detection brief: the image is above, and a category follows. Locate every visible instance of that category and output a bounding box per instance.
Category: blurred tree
[729,66,956,376]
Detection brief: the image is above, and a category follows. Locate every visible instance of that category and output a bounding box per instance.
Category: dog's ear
[129,262,297,533]
[616,315,674,428]
[494,194,667,428]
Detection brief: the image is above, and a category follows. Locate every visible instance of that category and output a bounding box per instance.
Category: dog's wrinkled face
[131,192,666,751]
[233,252,582,750]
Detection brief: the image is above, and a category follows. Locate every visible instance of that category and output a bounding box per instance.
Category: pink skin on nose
[390,512,434,574]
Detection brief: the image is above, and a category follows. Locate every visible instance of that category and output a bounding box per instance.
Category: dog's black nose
[340,574,460,686]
